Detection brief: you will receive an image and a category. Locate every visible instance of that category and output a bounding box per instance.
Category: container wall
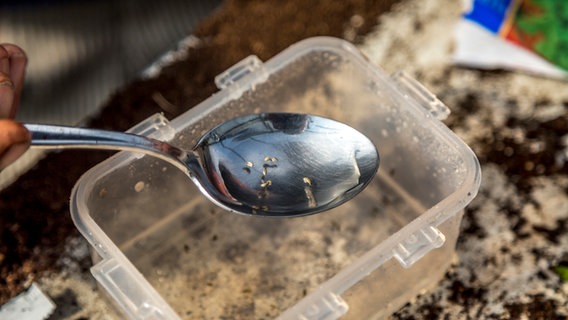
[339,211,464,319]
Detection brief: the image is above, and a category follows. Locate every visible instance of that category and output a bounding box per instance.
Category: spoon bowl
[25,113,379,217]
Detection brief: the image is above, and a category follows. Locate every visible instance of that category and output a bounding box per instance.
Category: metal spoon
[25,113,379,217]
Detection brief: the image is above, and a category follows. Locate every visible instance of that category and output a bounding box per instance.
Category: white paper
[0,283,55,320]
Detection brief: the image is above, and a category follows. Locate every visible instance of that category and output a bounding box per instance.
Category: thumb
[0,119,31,170]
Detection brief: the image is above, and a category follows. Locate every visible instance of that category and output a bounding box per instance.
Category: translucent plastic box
[70,37,481,319]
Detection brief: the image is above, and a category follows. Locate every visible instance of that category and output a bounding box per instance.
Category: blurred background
[0,0,221,188]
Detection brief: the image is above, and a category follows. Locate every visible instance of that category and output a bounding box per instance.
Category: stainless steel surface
[25,113,379,217]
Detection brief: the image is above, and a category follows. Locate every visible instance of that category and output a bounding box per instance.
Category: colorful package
[454,0,568,79]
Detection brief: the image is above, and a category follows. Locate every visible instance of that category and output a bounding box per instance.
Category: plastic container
[70,37,481,319]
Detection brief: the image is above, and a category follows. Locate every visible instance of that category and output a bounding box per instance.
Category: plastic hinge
[392,226,446,269]
[391,71,450,121]
[215,55,264,90]
[290,292,348,320]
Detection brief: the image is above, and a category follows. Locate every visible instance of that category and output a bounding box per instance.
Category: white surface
[0,283,55,320]
[453,19,568,79]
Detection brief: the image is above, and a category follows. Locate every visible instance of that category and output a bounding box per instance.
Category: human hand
[0,43,29,170]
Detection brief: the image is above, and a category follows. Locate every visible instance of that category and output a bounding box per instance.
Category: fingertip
[0,71,15,118]
[0,46,9,75]
[0,43,27,61]
[2,44,27,113]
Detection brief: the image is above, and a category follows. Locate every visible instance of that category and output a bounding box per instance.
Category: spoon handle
[24,123,189,172]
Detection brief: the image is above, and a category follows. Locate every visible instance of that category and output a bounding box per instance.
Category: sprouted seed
[263,156,278,168]
[304,187,317,208]
[250,204,269,213]
[303,177,317,207]
[260,179,272,188]
[134,181,145,193]
[243,161,254,174]
[256,156,277,201]
[257,189,270,199]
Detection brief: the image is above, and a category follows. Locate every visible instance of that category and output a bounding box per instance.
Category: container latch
[126,113,175,141]
[392,226,446,268]
[215,55,265,90]
[391,71,450,121]
[91,258,180,319]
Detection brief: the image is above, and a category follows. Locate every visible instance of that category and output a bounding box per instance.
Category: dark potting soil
[0,0,400,304]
